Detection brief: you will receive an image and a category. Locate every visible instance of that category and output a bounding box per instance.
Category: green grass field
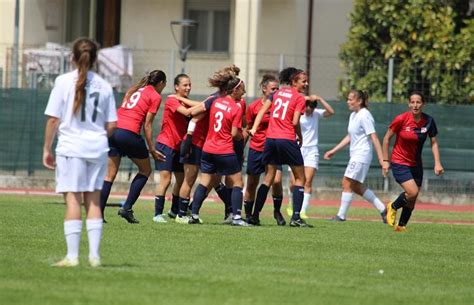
[1,194,473,305]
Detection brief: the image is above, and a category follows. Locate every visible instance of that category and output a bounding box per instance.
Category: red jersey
[186,113,209,149]
[266,87,306,140]
[156,96,189,150]
[247,98,270,151]
[203,96,242,154]
[117,85,162,134]
[389,111,438,166]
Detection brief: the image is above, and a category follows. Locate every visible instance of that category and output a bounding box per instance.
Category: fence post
[384,57,394,193]
[278,54,284,72]
[169,50,176,85]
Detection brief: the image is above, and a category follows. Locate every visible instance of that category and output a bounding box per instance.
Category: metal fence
[2,44,472,104]
[1,88,473,195]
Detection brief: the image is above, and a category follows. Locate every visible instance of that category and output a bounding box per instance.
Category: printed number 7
[81,92,100,122]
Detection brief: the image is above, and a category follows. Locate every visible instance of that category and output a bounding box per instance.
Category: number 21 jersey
[266,87,306,140]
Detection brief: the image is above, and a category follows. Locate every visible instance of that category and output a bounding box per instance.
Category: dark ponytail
[124,70,166,102]
[351,89,369,108]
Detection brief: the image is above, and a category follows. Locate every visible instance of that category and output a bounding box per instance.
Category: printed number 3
[81,92,100,122]
[214,111,224,132]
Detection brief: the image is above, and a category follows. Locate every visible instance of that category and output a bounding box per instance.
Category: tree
[340,0,473,104]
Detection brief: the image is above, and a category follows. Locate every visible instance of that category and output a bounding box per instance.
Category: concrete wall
[21,0,65,47]
[311,0,353,99]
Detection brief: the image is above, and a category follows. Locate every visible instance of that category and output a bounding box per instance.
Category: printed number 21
[81,92,100,122]
[272,98,289,120]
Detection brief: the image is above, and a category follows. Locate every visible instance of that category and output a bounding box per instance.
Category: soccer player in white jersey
[288,95,334,218]
[323,90,387,222]
[43,38,117,267]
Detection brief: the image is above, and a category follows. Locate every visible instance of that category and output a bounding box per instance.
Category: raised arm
[308,95,335,117]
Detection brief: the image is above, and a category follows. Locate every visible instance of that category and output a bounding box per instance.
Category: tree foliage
[340,0,473,104]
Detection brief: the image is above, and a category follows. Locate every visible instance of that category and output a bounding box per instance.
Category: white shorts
[301,146,319,169]
[55,155,107,193]
[343,159,370,183]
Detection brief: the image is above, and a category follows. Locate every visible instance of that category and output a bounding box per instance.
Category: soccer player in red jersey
[187,76,249,226]
[382,92,444,231]
[244,74,286,225]
[101,70,166,224]
[249,67,312,227]
[153,74,195,223]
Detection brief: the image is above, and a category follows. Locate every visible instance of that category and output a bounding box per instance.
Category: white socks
[64,220,82,260]
[337,192,353,220]
[362,189,385,212]
[301,193,311,213]
[63,219,103,261]
[86,219,103,260]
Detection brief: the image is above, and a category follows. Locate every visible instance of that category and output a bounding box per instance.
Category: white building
[0,0,353,99]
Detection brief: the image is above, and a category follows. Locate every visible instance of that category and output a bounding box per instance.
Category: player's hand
[180,134,193,159]
[324,151,334,160]
[42,150,56,170]
[434,164,444,176]
[151,150,166,162]
[248,129,256,137]
[382,161,390,177]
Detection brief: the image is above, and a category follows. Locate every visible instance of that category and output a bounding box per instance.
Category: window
[184,0,230,53]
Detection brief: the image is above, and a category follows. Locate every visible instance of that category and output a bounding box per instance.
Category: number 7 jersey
[266,87,306,140]
[203,96,242,154]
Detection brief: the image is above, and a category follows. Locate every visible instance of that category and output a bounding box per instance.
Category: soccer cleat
[232,218,251,227]
[118,208,140,224]
[188,216,203,224]
[152,214,167,223]
[222,214,234,225]
[89,257,101,267]
[300,211,309,219]
[380,209,388,224]
[167,210,177,219]
[248,215,261,226]
[175,215,190,224]
[286,204,293,217]
[394,225,407,232]
[52,257,79,267]
[273,211,286,226]
[386,202,396,226]
[329,215,346,222]
[289,218,314,228]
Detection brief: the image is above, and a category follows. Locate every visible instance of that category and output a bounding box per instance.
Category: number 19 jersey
[266,87,306,140]
[203,96,242,154]
[117,85,162,134]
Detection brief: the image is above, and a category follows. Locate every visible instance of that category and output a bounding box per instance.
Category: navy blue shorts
[262,138,304,166]
[246,148,282,175]
[108,128,149,159]
[391,162,423,187]
[233,139,245,167]
[200,152,241,176]
[154,142,184,172]
[180,144,203,166]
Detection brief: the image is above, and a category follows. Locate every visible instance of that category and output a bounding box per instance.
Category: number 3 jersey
[117,84,162,134]
[203,96,242,154]
[266,87,306,140]
[44,70,117,159]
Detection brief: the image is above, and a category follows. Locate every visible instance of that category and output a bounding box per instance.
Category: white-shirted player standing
[43,37,117,267]
[289,95,335,218]
[324,90,386,222]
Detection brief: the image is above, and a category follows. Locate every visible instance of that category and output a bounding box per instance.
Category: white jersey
[45,70,117,159]
[347,107,375,164]
[300,108,325,147]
